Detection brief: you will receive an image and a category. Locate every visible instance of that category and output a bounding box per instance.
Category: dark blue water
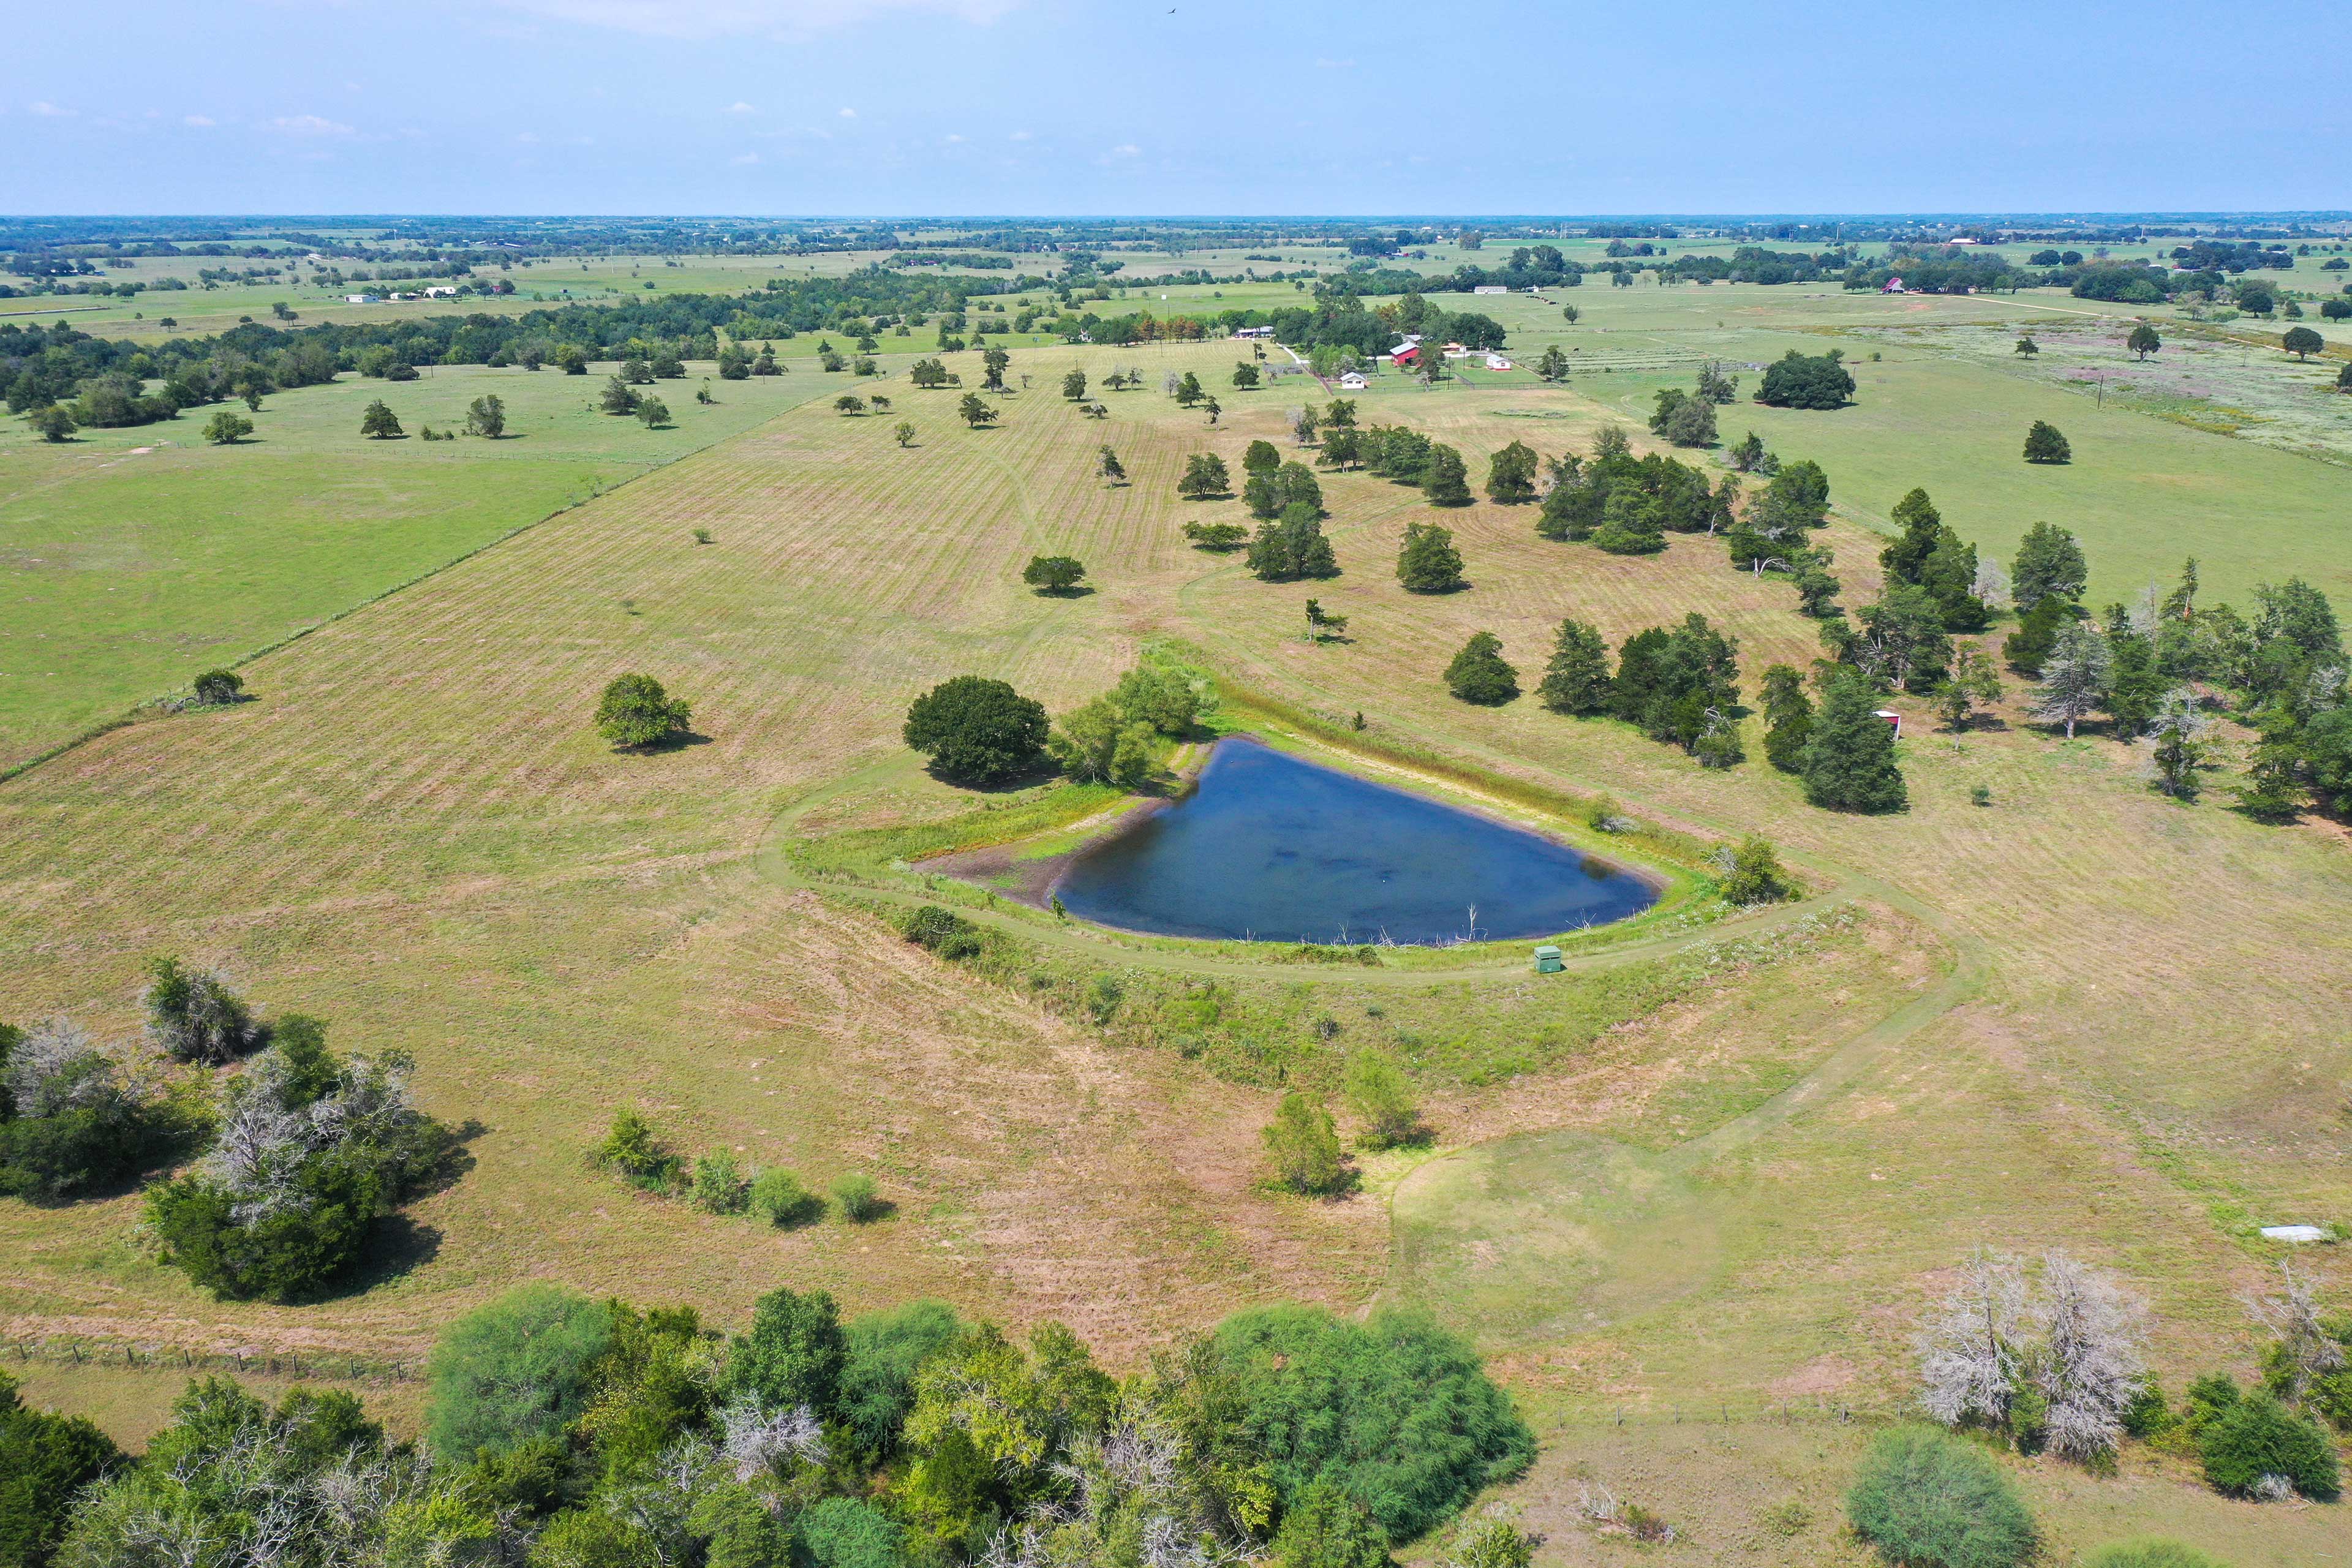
[1052,737,1656,945]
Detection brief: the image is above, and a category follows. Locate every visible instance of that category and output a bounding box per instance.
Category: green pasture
[29,249,901,342]
[1229,277,2351,611]
[1569,331,2350,610]
[0,359,837,767]
[2,325,2348,1567]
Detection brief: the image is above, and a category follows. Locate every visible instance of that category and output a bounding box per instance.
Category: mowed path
[0,354,1400,1366]
[1,340,2347,1406]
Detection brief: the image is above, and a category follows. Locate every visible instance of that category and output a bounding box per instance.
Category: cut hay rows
[1,334,2345,1460]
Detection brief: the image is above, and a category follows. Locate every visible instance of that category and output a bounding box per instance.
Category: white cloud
[943,132,963,143]
[29,100,73,116]
[1108,143,1139,157]
[183,114,217,127]
[725,100,758,113]
[732,151,761,164]
[838,106,856,118]
[516,130,541,143]
[1008,129,1031,140]
[271,114,356,136]
[479,0,1016,39]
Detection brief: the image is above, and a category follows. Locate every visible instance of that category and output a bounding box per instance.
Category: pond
[1051,737,1657,946]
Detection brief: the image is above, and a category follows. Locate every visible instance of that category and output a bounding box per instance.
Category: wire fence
[4,1332,1907,1426]
[4,1333,423,1385]
[1539,1396,1904,1431]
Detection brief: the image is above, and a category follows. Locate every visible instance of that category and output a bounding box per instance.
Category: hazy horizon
[14,0,2348,215]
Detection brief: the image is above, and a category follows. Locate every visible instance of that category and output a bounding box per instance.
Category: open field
[20,249,908,341]
[1411,280,2352,607]
[4,303,2350,1566]
[0,358,845,767]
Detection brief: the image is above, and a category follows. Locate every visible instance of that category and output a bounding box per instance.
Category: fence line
[1541,1398,1903,1431]
[4,1333,423,1385]
[6,1333,1905,1425]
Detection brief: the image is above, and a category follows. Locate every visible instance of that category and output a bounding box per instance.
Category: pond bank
[929,735,1665,948]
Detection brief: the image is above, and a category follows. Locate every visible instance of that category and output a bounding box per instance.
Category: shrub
[749,1167,821,1226]
[1185,521,1250,551]
[144,957,260,1064]
[593,673,692,749]
[56,1381,395,1567]
[2120,1379,2172,1438]
[595,1109,679,1191]
[896,905,983,960]
[2199,1390,2340,1500]
[190,668,244,706]
[1847,1426,2035,1568]
[1263,1092,1349,1196]
[1084,972,1124,1022]
[1720,835,1793,905]
[832,1172,883,1222]
[425,1284,614,1463]
[690,1152,748,1213]
[1210,1305,1536,1542]
[1444,632,1519,705]
[902,676,1050,785]
[202,410,254,445]
[2085,1542,2229,1568]
[1618,1504,1672,1544]
[1343,1051,1421,1149]
[1446,1516,1532,1568]
[2178,1372,2240,1438]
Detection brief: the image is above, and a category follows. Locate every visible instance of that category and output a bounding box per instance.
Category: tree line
[1,1276,1534,1568]
[2,266,1041,417]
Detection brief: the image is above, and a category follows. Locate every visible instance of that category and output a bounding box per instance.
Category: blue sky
[10,0,2347,216]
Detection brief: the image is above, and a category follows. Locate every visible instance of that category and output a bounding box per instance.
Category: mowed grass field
[1410,280,2352,608]
[26,249,908,342]
[2,315,2349,1561]
[0,360,854,767]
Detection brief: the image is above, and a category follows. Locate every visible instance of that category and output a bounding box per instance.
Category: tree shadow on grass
[925,755,1065,794]
[339,1214,445,1298]
[611,730,716,755]
[323,1118,485,1298]
[1030,585,1097,599]
[415,1117,487,1199]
